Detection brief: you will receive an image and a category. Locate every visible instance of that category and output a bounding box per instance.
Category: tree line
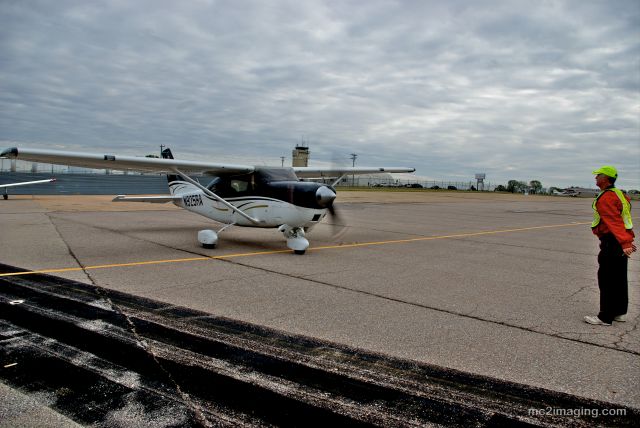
[495,180,543,194]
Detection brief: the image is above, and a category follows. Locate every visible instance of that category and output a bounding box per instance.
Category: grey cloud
[1,0,638,188]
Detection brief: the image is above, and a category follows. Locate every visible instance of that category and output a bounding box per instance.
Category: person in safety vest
[584,165,636,326]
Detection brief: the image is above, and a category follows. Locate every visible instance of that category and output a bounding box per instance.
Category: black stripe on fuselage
[169,181,295,206]
[168,179,329,210]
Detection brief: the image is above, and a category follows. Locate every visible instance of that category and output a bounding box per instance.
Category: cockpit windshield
[206,177,221,191]
[255,168,299,182]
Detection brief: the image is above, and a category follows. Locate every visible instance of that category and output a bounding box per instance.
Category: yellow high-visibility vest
[592,188,633,229]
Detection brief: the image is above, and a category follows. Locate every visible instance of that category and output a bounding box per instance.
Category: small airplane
[1,147,414,254]
[552,187,599,198]
[554,189,579,197]
[0,177,56,200]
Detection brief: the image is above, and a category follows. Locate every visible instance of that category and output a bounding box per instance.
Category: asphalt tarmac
[1,192,638,420]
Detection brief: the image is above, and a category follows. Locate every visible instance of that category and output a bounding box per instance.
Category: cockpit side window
[230,179,249,193]
[209,173,255,197]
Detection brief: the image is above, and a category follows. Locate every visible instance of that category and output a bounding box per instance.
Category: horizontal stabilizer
[112,195,181,204]
[0,178,56,189]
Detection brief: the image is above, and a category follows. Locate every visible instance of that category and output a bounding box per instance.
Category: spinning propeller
[315,184,347,240]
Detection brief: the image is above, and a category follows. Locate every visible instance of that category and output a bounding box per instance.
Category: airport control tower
[292,144,309,167]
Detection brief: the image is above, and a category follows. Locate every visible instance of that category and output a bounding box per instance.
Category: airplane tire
[2,194,7,200]
[294,250,306,255]
[202,243,216,249]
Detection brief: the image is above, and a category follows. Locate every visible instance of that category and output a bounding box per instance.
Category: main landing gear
[197,230,218,249]
[197,224,309,255]
[197,223,235,249]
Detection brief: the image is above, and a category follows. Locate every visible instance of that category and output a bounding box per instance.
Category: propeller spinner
[315,185,337,208]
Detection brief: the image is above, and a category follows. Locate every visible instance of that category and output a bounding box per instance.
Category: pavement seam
[446,235,598,258]
[614,316,640,350]
[565,285,593,300]
[14,215,640,358]
[222,256,640,357]
[43,214,215,427]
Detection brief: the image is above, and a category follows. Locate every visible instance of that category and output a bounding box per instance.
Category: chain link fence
[334,176,496,191]
[2,161,497,191]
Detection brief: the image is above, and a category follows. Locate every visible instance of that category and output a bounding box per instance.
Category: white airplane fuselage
[169,180,328,229]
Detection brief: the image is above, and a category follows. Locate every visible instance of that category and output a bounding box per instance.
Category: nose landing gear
[279,225,309,255]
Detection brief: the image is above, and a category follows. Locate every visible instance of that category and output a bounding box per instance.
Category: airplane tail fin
[161,148,180,190]
[161,148,174,159]
[162,148,201,197]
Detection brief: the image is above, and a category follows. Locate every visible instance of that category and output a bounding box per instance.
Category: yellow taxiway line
[0,221,591,278]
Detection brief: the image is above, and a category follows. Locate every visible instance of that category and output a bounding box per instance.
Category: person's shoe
[613,314,627,322]
[584,315,611,326]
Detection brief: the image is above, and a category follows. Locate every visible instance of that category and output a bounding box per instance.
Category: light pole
[281,156,285,167]
[349,153,358,187]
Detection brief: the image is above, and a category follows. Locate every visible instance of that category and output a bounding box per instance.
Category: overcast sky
[1,0,638,188]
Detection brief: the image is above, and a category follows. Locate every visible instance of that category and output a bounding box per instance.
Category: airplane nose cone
[316,186,336,208]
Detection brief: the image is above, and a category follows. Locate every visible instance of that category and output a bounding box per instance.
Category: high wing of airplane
[0,177,56,199]
[0,147,252,175]
[1,146,415,254]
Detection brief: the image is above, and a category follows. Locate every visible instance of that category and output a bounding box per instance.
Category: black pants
[597,234,628,323]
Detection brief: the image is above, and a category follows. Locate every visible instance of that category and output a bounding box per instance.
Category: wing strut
[330,174,347,188]
[171,168,262,225]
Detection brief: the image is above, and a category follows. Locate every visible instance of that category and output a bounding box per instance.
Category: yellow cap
[592,165,618,179]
